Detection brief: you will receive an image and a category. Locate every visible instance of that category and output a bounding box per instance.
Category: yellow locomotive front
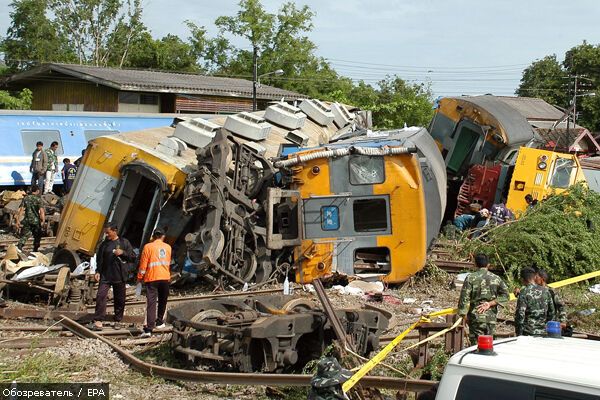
[276,128,446,284]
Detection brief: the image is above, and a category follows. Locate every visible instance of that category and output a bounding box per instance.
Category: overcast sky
[1,0,598,97]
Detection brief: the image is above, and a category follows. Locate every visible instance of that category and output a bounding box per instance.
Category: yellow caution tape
[342,307,456,393]
[402,316,463,353]
[343,269,600,393]
[509,269,600,301]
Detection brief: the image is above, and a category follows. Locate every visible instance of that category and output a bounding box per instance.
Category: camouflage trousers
[18,221,42,252]
[467,321,496,346]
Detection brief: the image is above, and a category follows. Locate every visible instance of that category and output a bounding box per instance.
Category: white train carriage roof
[104,102,361,162]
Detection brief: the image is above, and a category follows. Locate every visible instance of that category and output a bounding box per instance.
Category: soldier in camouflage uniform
[457,253,509,345]
[16,185,45,252]
[536,269,567,327]
[307,357,352,400]
[515,267,555,336]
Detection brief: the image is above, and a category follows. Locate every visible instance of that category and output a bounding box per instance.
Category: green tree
[47,0,144,66]
[334,77,434,129]
[563,42,600,131]
[1,0,74,71]
[517,41,600,131]
[212,0,352,98]
[516,55,567,106]
[0,88,32,109]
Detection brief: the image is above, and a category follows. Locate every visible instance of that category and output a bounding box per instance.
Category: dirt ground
[1,246,599,399]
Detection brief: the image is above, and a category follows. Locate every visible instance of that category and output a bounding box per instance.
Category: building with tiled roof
[2,63,306,114]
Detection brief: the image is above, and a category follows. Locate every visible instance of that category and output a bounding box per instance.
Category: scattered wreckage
[53,99,446,288]
[0,245,94,309]
[167,293,387,372]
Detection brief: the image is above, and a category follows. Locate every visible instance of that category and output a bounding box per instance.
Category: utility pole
[252,46,258,112]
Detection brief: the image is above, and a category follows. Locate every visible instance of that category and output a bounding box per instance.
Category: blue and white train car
[0,110,181,187]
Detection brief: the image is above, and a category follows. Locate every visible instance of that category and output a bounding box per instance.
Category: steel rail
[59,315,436,391]
[85,287,284,310]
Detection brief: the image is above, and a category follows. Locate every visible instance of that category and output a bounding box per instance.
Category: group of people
[29,141,82,195]
[458,253,565,345]
[91,223,171,338]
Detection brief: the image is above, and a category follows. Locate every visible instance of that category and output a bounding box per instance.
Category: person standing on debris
[29,141,47,189]
[16,185,45,252]
[515,267,555,336]
[92,223,135,331]
[307,356,352,400]
[44,141,59,194]
[61,158,77,194]
[137,228,171,337]
[457,253,509,345]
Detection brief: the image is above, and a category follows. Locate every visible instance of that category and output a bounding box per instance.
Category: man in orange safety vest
[137,227,171,337]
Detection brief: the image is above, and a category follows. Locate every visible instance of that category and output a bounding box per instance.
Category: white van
[436,336,600,400]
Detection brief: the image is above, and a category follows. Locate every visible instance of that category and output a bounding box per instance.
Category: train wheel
[190,309,225,324]
[51,248,82,272]
[237,250,257,283]
[253,259,272,284]
[283,298,317,313]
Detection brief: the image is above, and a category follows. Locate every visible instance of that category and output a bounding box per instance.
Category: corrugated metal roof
[5,63,306,101]
[494,96,564,121]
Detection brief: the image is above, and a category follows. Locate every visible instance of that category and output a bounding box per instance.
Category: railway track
[55,315,436,391]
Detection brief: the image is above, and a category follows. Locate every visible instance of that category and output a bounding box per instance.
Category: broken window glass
[349,155,385,185]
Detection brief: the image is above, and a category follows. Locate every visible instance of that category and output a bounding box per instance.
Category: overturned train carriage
[272,128,446,283]
[55,100,446,285]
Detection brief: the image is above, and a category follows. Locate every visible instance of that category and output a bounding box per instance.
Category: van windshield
[455,375,597,400]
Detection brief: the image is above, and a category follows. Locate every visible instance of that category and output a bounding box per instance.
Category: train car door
[106,162,167,249]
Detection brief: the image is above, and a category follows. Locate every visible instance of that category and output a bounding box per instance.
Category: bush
[466,184,600,282]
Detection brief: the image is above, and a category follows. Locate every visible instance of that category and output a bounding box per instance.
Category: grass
[558,282,600,334]
[0,351,93,383]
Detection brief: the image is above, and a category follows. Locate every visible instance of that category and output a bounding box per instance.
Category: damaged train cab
[429,95,596,219]
[272,128,446,283]
[54,99,446,286]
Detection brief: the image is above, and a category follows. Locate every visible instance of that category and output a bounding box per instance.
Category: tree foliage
[0,0,435,130]
[0,88,32,109]
[1,0,75,70]
[467,184,600,282]
[517,41,600,131]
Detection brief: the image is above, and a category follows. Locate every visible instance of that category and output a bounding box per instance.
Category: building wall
[175,95,259,114]
[29,81,119,112]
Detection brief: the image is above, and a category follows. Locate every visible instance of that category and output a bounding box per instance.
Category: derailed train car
[429,95,599,217]
[272,128,446,283]
[55,99,446,285]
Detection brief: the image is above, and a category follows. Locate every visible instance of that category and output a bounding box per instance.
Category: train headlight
[537,161,547,170]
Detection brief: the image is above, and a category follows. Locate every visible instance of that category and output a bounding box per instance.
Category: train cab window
[321,206,340,231]
[21,130,64,155]
[349,155,385,185]
[353,198,387,232]
[549,158,575,189]
[84,130,119,142]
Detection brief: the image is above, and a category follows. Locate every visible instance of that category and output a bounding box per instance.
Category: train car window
[349,155,385,185]
[353,198,387,232]
[549,158,575,189]
[321,206,340,231]
[84,130,119,142]
[21,130,63,155]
